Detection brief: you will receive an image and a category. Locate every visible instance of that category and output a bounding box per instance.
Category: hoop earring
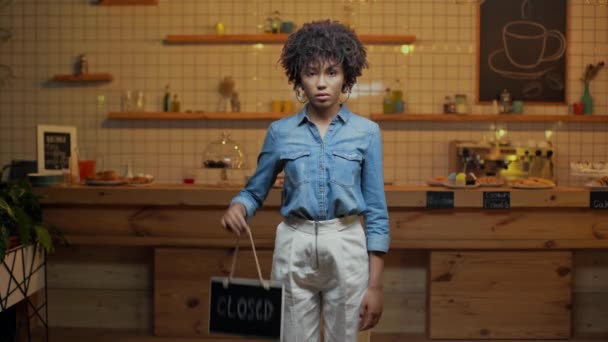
[295,88,308,104]
[339,90,351,105]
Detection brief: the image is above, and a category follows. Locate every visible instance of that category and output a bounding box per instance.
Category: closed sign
[209,277,284,340]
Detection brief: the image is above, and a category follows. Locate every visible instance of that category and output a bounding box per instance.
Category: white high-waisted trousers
[271,216,369,342]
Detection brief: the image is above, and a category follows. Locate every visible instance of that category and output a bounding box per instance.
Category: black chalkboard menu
[209,277,283,339]
[483,191,510,209]
[44,132,71,170]
[426,191,454,209]
[590,192,608,210]
[478,0,567,103]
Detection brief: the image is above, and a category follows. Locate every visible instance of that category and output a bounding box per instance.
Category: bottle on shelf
[77,54,89,75]
[231,92,241,113]
[383,88,394,114]
[163,84,171,112]
[500,89,512,114]
[171,94,181,112]
[392,79,405,114]
[443,96,456,114]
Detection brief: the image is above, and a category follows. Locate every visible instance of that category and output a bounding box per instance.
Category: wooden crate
[429,251,572,339]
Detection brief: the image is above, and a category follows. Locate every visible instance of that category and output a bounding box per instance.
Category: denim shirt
[230,105,390,252]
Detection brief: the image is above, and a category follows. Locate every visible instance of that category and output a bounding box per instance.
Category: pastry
[94,170,119,181]
[477,176,504,185]
[455,173,466,186]
[511,177,555,187]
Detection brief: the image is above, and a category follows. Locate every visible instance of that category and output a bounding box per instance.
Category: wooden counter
[37,185,608,249]
[37,184,594,207]
[35,185,608,341]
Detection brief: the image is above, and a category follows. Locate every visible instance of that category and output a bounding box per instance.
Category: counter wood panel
[37,185,594,208]
[429,251,572,339]
[42,207,608,249]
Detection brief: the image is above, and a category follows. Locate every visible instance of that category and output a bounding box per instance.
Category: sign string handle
[225,225,270,290]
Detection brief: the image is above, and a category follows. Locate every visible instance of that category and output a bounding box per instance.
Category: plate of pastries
[510,177,556,189]
[586,176,608,190]
[127,173,155,186]
[426,176,447,187]
[86,170,127,186]
[86,170,154,186]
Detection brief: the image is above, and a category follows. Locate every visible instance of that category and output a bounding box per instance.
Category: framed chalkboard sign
[478,0,567,103]
[209,277,284,340]
[36,125,78,175]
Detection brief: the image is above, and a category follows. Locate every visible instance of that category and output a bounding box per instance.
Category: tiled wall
[0,0,607,185]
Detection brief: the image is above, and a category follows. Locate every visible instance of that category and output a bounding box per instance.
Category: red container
[573,102,584,115]
[78,160,96,183]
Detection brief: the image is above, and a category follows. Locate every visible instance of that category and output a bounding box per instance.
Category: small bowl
[27,173,63,187]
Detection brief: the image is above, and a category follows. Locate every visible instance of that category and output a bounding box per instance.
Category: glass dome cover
[202,133,247,169]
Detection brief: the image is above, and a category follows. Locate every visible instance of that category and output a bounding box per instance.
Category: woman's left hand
[358,286,384,331]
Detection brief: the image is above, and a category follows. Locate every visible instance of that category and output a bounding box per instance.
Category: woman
[221,19,389,342]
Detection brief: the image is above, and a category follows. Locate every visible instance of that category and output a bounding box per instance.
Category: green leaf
[13,206,32,246]
[0,225,8,260]
[0,198,15,219]
[35,225,54,254]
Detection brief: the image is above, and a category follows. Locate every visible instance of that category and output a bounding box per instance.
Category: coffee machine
[448,140,555,181]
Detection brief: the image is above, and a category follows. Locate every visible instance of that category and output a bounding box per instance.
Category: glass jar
[202,133,247,170]
[455,94,468,114]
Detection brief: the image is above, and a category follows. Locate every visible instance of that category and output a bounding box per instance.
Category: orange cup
[78,159,96,184]
[271,100,282,113]
[282,100,294,113]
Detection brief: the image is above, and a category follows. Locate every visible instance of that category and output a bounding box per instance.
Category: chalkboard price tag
[483,191,510,209]
[426,191,454,209]
[590,192,608,210]
[209,277,284,339]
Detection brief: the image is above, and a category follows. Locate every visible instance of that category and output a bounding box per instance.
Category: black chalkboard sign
[590,192,608,210]
[483,191,510,209]
[426,191,454,209]
[209,277,284,340]
[479,0,567,103]
[43,132,71,170]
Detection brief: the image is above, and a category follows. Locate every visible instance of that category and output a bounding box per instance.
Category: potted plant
[0,164,56,262]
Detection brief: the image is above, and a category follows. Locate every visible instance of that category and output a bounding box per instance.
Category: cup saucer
[488,49,555,80]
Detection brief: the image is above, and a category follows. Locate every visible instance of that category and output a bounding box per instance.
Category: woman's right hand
[220,203,248,236]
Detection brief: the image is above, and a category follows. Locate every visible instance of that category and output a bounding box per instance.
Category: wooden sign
[590,192,608,210]
[478,0,567,103]
[427,191,454,209]
[209,277,284,340]
[483,191,510,209]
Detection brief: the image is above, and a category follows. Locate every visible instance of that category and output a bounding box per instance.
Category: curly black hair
[279,20,368,93]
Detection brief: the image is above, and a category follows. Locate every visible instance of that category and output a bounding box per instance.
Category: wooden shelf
[52,73,113,82]
[98,0,157,5]
[370,113,608,123]
[108,112,290,120]
[163,34,416,45]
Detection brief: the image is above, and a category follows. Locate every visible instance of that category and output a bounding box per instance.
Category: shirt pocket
[330,150,363,187]
[280,150,311,186]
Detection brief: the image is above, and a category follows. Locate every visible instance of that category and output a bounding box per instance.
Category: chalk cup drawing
[503,20,565,70]
[488,20,566,80]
